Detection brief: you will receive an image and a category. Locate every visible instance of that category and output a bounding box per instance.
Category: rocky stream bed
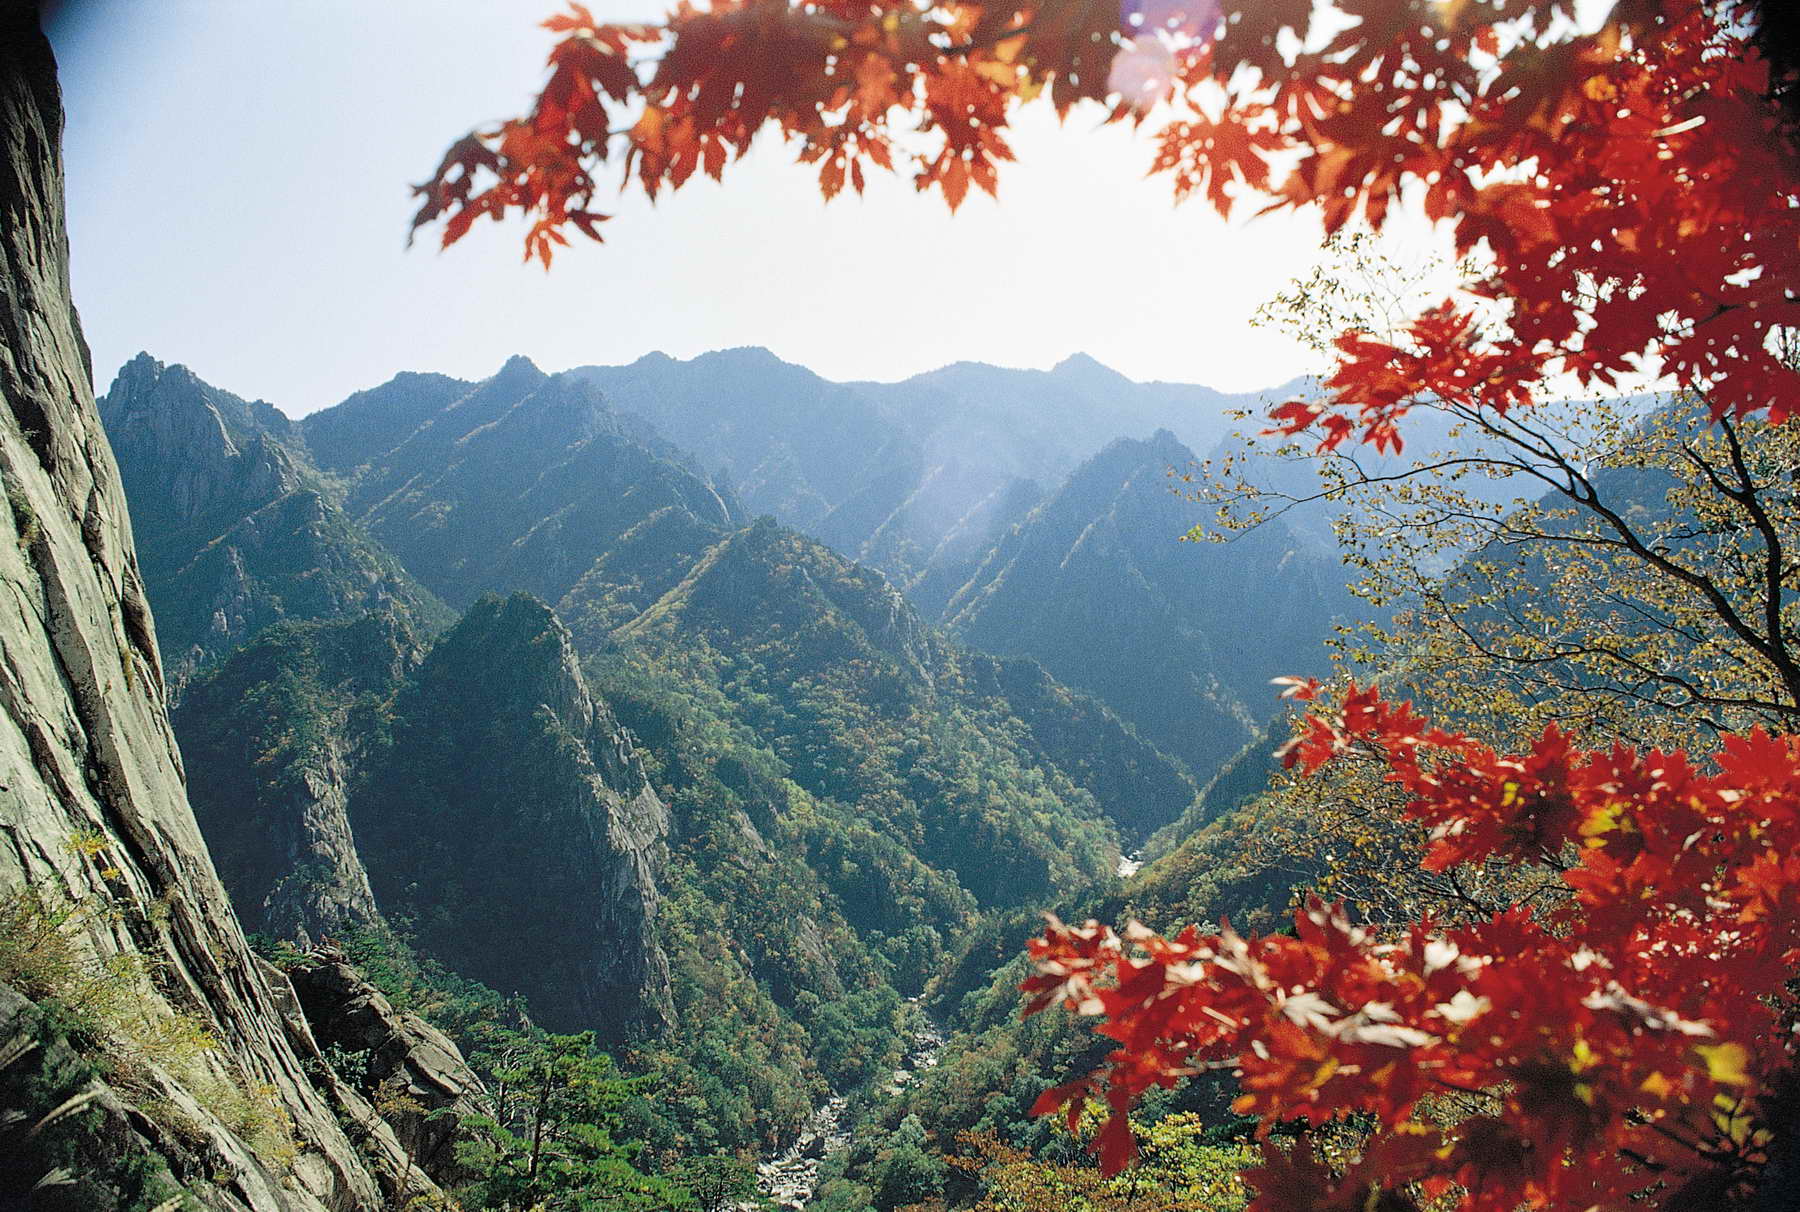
[752,1005,947,1209]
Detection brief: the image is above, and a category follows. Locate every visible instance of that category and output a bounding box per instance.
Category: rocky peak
[427,593,664,808]
[1050,351,1134,390]
[350,593,672,1039]
[428,592,610,734]
[98,354,452,694]
[490,351,547,390]
[99,353,301,532]
[104,352,294,447]
[669,521,939,686]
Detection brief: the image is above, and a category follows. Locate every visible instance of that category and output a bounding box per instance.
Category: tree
[668,1153,759,1212]
[1198,234,1800,751]
[455,1028,692,1212]
[1024,685,1800,1209]
[409,2,1795,431]
[410,1,1800,1208]
[952,1118,1256,1212]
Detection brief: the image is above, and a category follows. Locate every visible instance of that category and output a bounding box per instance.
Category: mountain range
[80,342,1352,1164]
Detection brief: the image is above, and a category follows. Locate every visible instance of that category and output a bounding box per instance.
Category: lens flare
[1120,0,1220,39]
[1108,34,1177,111]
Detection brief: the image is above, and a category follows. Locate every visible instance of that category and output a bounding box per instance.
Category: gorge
[0,9,1353,1208]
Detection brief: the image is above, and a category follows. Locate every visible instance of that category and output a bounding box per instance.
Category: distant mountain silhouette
[570,348,1308,608]
[944,430,1358,776]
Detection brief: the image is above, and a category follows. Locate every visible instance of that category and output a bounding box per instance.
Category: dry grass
[0,885,298,1169]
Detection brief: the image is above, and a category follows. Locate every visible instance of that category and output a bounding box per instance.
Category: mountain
[178,594,676,1042]
[3,12,1339,1209]
[82,293,1342,1196]
[607,519,1197,900]
[142,348,1203,1145]
[274,351,1207,860]
[562,350,1353,781]
[99,352,450,693]
[569,348,1305,607]
[307,356,740,612]
[351,594,672,1039]
[943,430,1358,776]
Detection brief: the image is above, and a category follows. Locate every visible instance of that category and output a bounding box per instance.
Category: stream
[751,1001,947,1210]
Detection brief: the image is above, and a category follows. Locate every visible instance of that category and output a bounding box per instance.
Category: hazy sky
[47,0,1449,417]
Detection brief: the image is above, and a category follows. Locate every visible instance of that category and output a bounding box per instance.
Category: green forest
[3,3,1798,1212]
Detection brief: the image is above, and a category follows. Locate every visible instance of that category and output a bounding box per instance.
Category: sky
[46,0,1451,417]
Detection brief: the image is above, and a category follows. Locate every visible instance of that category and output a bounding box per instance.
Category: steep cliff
[0,12,395,1207]
[351,594,672,1040]
[174,613,421,945]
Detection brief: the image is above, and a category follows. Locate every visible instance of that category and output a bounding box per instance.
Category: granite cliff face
[0,13,397,1207]
[174,612,422,946]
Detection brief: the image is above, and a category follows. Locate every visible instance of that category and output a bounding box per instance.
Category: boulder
[287,948,491,1187]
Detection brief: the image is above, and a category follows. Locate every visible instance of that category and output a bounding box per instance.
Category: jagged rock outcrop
[98,354,449,694]
[0,11,389,1207]
[352,594,672,1039]
[287,948,491,1189]
[175,612,422,945]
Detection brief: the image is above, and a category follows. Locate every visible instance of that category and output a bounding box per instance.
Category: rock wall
[174,613,419,946]
[0,11,388,1207]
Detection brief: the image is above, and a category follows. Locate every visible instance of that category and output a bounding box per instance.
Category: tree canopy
[412,1,1796,432]
[412,1,1800,1208]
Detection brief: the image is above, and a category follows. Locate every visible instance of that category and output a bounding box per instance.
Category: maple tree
[414,0,1800,1207]
[1024,683,1800,1209]
[1197,233,1800,746]
[413,0,1797,432]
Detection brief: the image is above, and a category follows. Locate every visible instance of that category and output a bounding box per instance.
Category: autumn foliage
[414,1,1796,437]
[1026,682,1800,1207]
[416,0,1800,1207]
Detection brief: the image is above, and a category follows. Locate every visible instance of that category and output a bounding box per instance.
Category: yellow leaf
[1697,1042,1751,1087]
[975,60,1018,87]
